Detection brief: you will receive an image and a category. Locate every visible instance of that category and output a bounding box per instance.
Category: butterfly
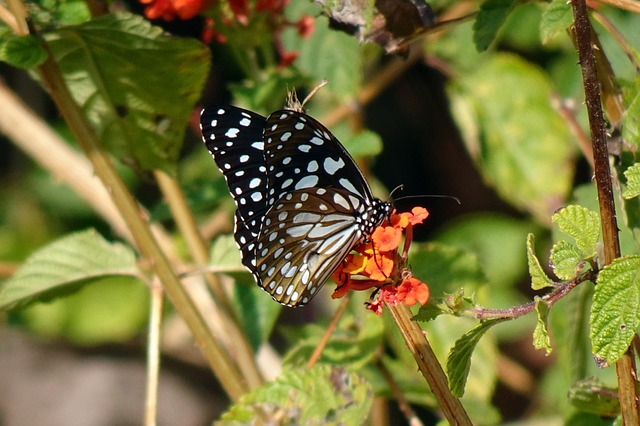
[200,106,391,306]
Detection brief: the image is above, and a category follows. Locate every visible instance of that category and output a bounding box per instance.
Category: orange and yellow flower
[331,206,431,315]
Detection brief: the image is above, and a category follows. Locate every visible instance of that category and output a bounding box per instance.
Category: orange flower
[372,225,402,251]
[332,205,431,314]
[396,277,430,306]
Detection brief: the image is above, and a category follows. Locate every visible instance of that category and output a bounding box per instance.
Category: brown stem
[155,171,264,388]
[570,0,639,423]
[36,37,249,400]
[468,272,591,320]
[386,302,472,425]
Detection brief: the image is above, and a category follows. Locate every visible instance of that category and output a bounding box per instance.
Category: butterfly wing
[255,188,365,306]
[263,110,375,205]
[200,106,267,273]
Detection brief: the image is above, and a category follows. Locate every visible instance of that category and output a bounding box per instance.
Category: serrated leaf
[45,12,210,172]
[473,0,517,51]
[0,34,48,68]
[550,239,586,280]
[623,163,640,199]
[552,205,601,256]
[590,255,640,365]
[533,297,552,354]
[447,319,503,397]
[449,54,573,223]
[216,365,372,425]
[527,233,554,290]
[539,0,573,44]
[282,314,383,370]
[0,229,139,311]
[568,377,620,418]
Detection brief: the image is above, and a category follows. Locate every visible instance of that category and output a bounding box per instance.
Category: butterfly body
[200,106,390,306]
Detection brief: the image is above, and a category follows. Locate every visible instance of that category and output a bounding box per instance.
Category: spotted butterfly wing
[200,106,391,306]
[199,107,268,276]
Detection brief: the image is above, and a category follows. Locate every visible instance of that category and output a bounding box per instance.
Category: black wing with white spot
[263,110,374,206]
[200,105,392,307]
[199,106,268,234]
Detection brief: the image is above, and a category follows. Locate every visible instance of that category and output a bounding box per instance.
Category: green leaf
[408,243,487,296]
[282,313,383,370]
[533,297,552,354]
[0,34,48,68]
[282,2,362,99]
[0,229,139,311]
[552,205,601,256]
[621,77,640,150]
[217,365,372,425]
[527,233,554,290]
[45,13,210,172]
[623,163,640,199]
[550,239,586,280]
[539,0,573,44]
[209,234,248,275]
[473,0,517,51]
[568,377,620,418]
[590,255,640,365]
[447,319,503,397]
[341,129,383,158]
[22,276,149,345]
[208,234,281,348]
[449,54,573,223]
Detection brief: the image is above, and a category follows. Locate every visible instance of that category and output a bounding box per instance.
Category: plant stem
[155,171,264,388]
[386,302,472,425]
[468,273,589,320]
[37,38,249,401]
[144,278,163,426]
[306,295,350,368]
[569,0,639,423]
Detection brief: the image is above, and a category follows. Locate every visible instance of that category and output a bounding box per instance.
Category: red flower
[296,15,315,39]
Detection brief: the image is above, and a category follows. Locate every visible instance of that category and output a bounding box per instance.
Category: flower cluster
[139,0,314,67]
[331,207,431,315]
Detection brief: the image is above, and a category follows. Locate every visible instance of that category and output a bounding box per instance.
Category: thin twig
[155,171,264,388]
[377,359,425,426]
[306,295,351,368]
[467,271,592,320]
[144,278,163,426]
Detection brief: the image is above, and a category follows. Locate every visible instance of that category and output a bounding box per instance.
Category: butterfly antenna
[393,194,462,205]
[389,184,405,200]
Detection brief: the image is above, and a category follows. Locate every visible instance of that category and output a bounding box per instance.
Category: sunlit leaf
[527,233,553,290]
[217,365,372,425]
[552,205,600,257]
[447,319,503,397]
[590,255,640,365]
[46,12,210,172]
[550,240,586,280]
[533,297,552,354]
[0,229,139,311]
